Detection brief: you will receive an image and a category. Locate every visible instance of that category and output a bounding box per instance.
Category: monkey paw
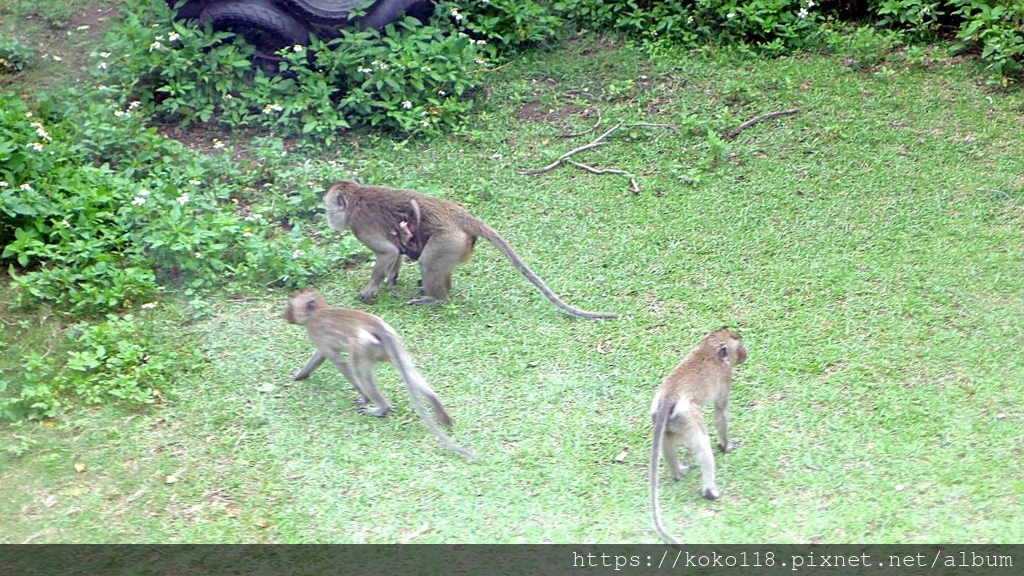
[358,406,389,418]
[719,440,739,453]
[406,296,443,306]
[671,464,694,481]
[701,486,722,500]
[352,396,368,407]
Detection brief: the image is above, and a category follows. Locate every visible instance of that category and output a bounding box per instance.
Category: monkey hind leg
[349,362,392,418]
[408,232,470,306]
[662,431,694,481]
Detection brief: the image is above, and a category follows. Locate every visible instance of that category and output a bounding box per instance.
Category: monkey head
[323,180,358,232]
[284,289,327,325]
[706,326,746,367]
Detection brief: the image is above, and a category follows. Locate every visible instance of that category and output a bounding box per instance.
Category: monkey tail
[376,327,478,459]
[468,219,618,320]
[651,399,682,546]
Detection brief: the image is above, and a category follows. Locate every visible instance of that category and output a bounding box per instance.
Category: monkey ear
[717,344,729,359]
[305,298,318,312]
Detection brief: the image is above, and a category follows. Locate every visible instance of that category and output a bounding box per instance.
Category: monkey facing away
[284,289,476,458]
[323,180,617,320]
[650,327,747,545]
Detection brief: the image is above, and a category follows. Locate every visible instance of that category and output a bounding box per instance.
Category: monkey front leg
[714,404,738,453]
[359,247,402,302]
[294,350,326,380]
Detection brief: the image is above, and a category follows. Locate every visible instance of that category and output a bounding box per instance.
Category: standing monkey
[284,289,476,459]
[650,327,747,544]
[323,180,617,320]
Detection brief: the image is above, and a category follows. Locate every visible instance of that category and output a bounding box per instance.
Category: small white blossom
[128,101,142,110]
[213,140,226,149]
[223,93,234,99]
[100,52,111,58]
[61,219,71,228]
[402,100,413,109]
[420,120,430,127]
[132,196,147,206]
[20,183,33,191]
[188,179,202,186]
[176,193,189,205]
[807,0,815,6]
[149,41,164,52]
[379,62,388,70]
[357,66,372,74]
[52,55,62,62]
[451,8,463,22]
[28,142,44,152]
[156,35,165,41]
[262,102,284,114]
[727,12,736,20]
[98,62,108,69]
[293,44,303,52]
[243,230,254,238]
[798,8,809,18]
[139,188,150,196]
[141,302,158,309]
[0,181,8,187]
[195,252,203,259]
[438,90,447,96]
[420,65,431,72]
[114,110,128,118]
[291,249,304,259]
[168,31,181,42]
[475,58,486,65]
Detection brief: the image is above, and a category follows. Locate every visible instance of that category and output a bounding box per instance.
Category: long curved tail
[468,219,618,320]
[651,400,681,545]
[377,327,477,459]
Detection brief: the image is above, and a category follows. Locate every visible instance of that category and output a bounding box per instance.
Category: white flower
[188,179,201,186]
[420,120,430,127]
[476,39,486,46]
[727,12,736,20]
[61,219,71,228]
[98,62,108,69]
[357,66,372,74]
[149,41,164,52]
[475,58,486,65]
[176,193,189,205]
[438,90,447,96]
[139,188,150,196]
[262,102,284,114]
[195,252,203,259]
[52,55,62,62]
[212,140,225,149]
[451,8,463,22]
[291,249,304,259]
[223,93,234,99]
[379,62,388,70]
[402,100,412,109]
[293,44,303,52]
[114,110,128,118]
[156,35,165,41]
[243,230,253,238]
[141,302,158,309]
[807,0,815,6]
[100,52,111,58]
[20,183,33,191]
[0,181,8,187]
[421,65,431,72]
[28,142,44,151]
[168,31,181,42]
[132,196,147,206]
[798,8,809,18]
[128,101,142,110]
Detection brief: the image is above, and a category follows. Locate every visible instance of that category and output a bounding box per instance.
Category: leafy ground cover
[1,3,1022,543]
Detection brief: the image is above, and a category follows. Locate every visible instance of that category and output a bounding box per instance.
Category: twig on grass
[725,108,801,140]
[517,122,623,175]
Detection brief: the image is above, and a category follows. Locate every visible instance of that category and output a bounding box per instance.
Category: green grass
[2,32,1023,542]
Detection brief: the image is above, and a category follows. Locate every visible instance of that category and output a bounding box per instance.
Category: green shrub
[100,0,489,138]
[0,312,201,421]
[0,39,34,73]
[0,92,346,313]
[952,0,1024,82]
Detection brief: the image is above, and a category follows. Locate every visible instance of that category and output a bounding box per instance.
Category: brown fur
[323,180,616,319]
[650,327,747,544]
[284,288,476,458]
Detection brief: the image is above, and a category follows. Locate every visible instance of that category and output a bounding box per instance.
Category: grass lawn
[1,8,1022,543]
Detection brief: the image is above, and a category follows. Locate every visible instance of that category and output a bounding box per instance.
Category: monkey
[322,180,617,320]
[649,327,747,545]
[284,288,476,459]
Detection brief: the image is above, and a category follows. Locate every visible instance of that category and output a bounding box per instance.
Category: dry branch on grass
[725,109,801,140]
